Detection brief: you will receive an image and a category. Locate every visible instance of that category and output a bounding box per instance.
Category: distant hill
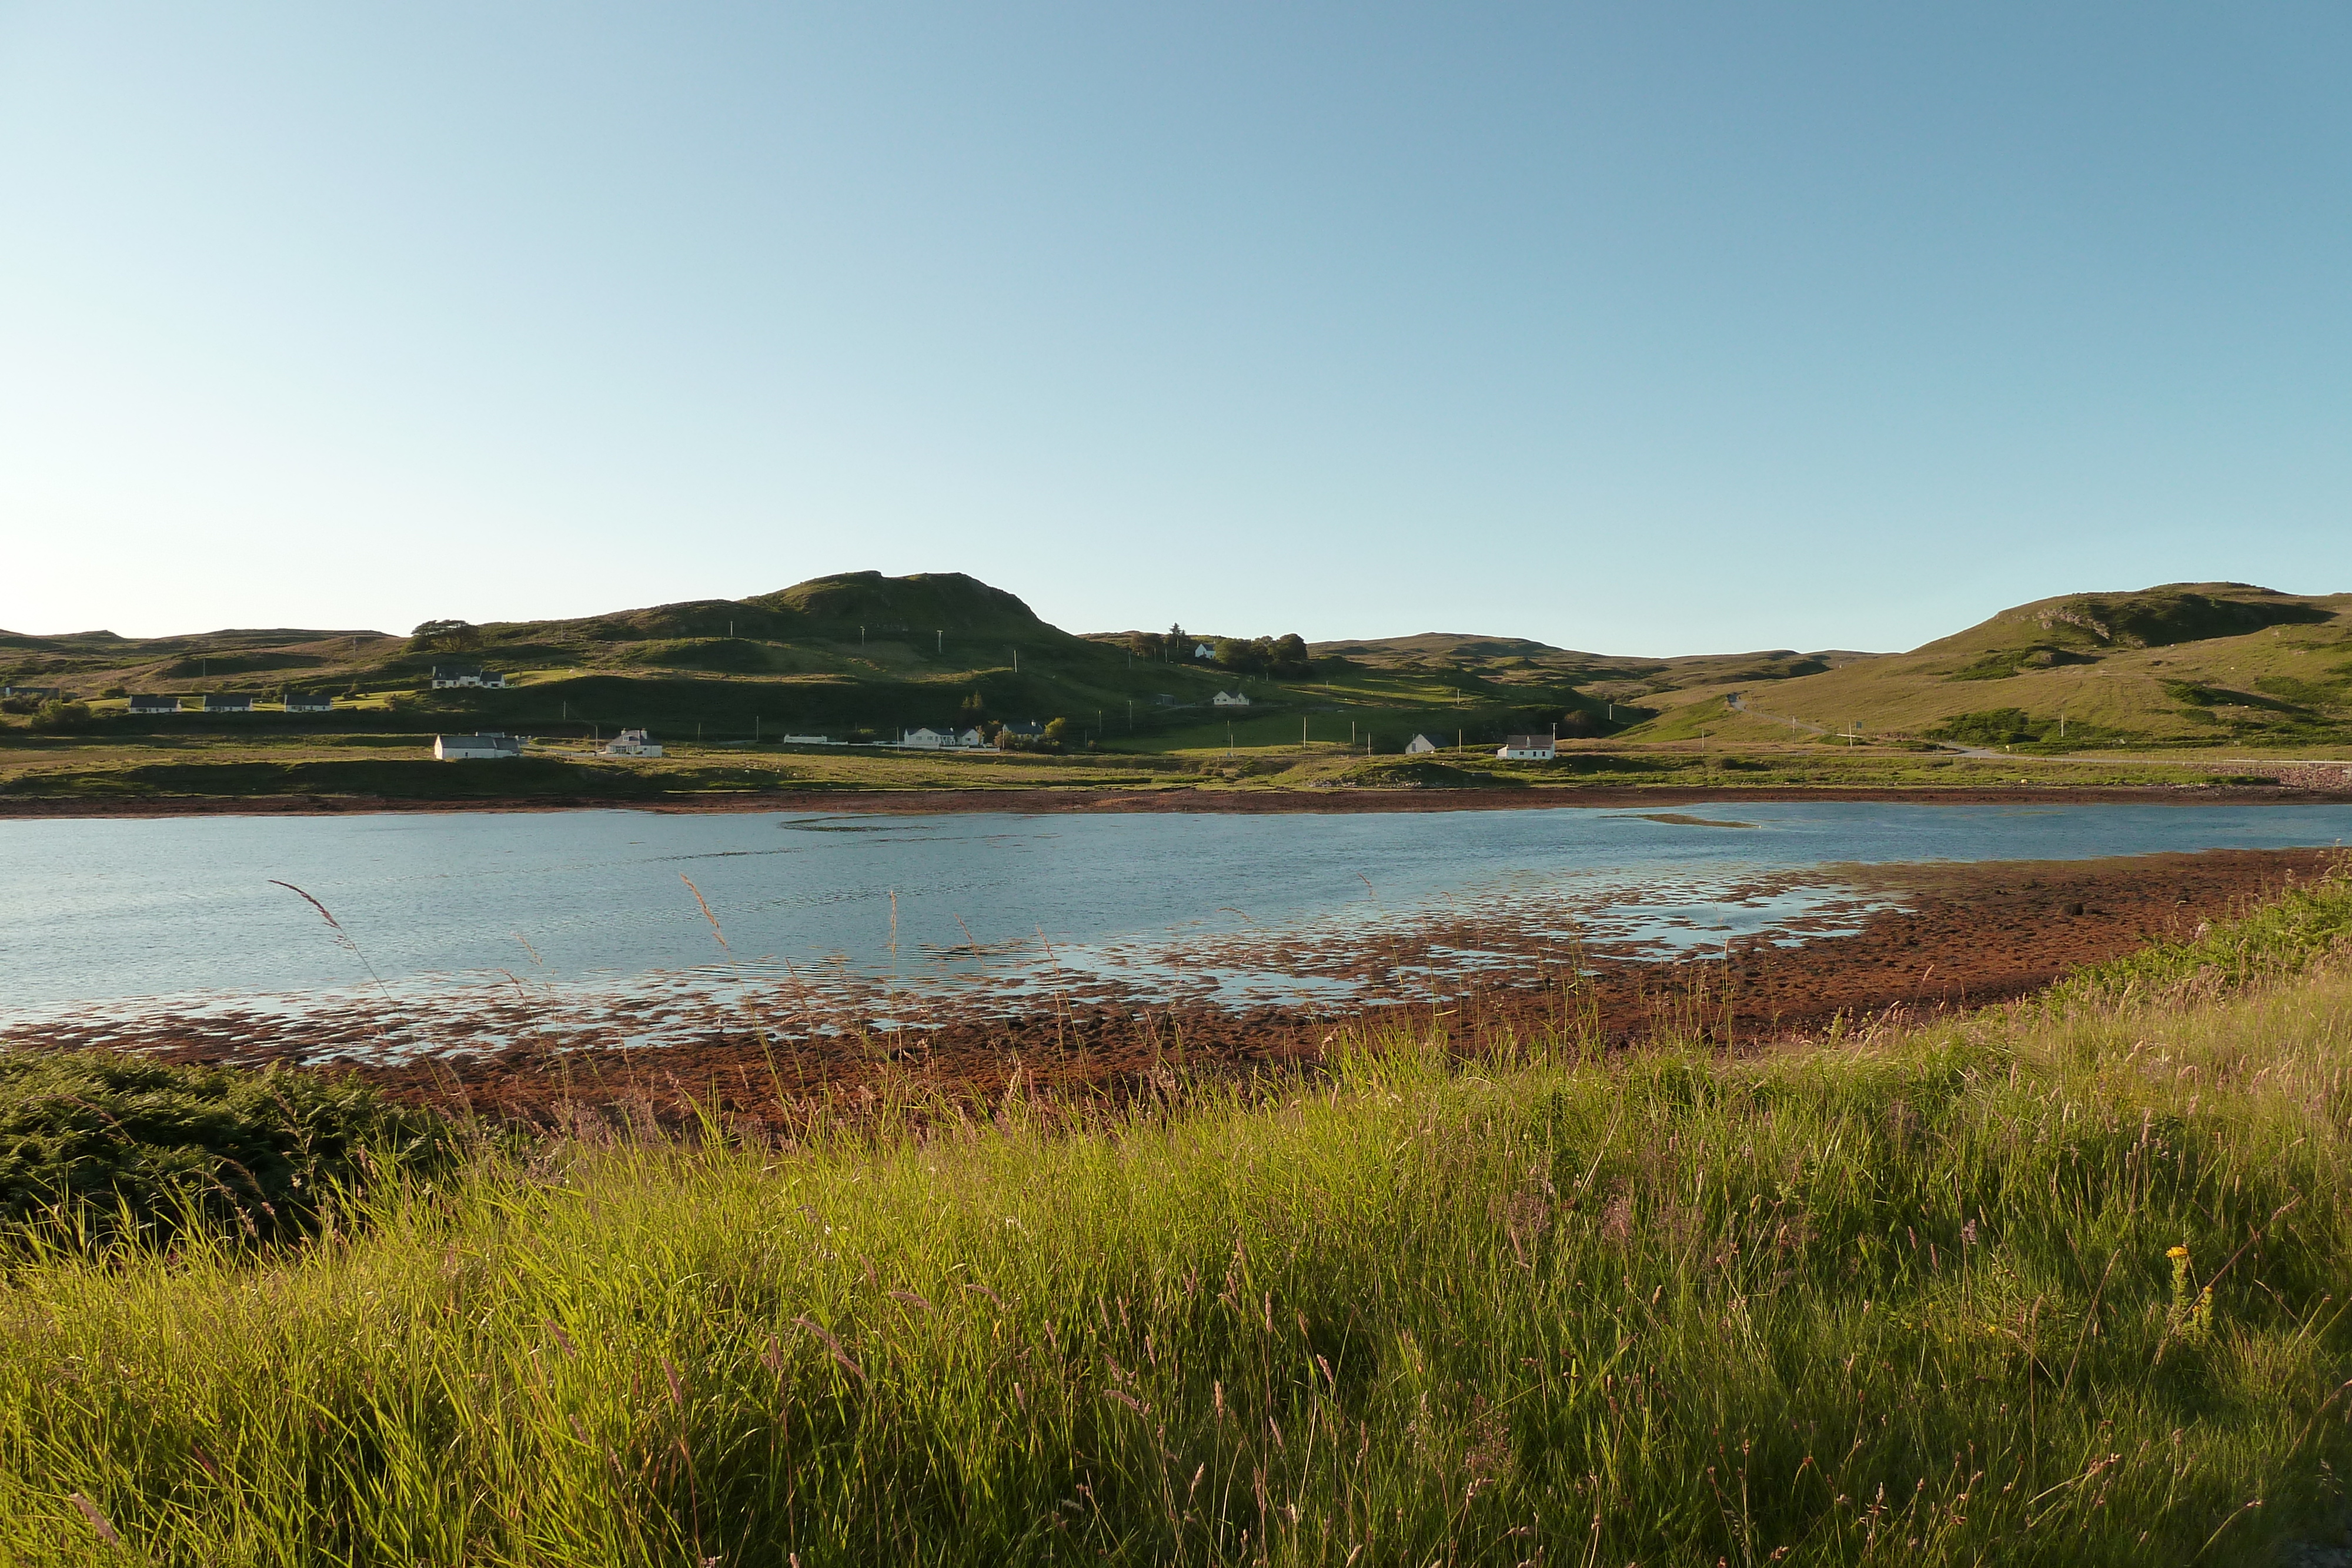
[1618,583,2352,750]
[1315,632,1884,702]
[8,574,2345,754]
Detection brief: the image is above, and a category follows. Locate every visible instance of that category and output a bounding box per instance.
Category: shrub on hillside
[0,1050,454,1248]
[26,700,93,733]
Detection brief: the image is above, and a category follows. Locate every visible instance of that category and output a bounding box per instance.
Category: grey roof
[1500,734,1554,748]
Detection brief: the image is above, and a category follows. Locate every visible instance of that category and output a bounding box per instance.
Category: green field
[6,877,2352,1564]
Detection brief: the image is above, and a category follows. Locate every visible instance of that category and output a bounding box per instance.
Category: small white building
[1495,733,1556,761]
[773,733,836,745]
[1194,643,1215,660]
[1211,690,1252,708]
[435,733,523,760]
[601,728,663,757]
[285,693,335,713]
[202,693,255,713]
[431,666,508,689]
[1405,733,1441,755]
[901,724,984,749]
[126,694,179,716]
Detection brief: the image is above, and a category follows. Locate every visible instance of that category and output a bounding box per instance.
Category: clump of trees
[27,700,94,733]
[409,619,482,654]
[1126,624,1312,678]
[995,716,1074,754]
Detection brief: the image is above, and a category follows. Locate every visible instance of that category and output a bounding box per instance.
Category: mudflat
[65,843,2340,1128]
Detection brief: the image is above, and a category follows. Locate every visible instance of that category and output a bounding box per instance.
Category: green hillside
[1615,582,2352,751]
[0,572,1618,757]
[6,577,2347,795]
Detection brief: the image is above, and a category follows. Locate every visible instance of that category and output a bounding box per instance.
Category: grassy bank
[0,733,2269,805]
[6,903,2352,1563]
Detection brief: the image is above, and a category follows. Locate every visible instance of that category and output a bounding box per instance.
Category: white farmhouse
[901,724,984,749]
[435,733,523,760]
[601,728,663,757]
[126,694,180,716]
[1194,643,1215,660]
[431,665,508,689]
[1405,733,1441,754]
[285,693,336,713]
[1495,733,1556,761]
[1211,690,1252,708]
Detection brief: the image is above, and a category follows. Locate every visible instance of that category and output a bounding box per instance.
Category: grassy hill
[0,572,1617,761]
[1313,632,1882,706]
[6,578,2347,801]
[1615,582,2352,751]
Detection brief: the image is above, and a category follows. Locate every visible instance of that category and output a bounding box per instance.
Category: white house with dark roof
[1495,734,1556,760]
[202,693,255,713]
[435,733,523,760]
[600,729,662,757]
[900,724,984,750]
[1405,733,1441,754]
[1193,643,1215,660]
[430,665,507,689]
[127,694,179,716]
[284,692,336,713]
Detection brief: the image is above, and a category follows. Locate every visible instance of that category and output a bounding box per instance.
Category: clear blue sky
[4,5,2348,654]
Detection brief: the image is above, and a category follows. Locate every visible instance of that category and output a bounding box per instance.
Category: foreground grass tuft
[5,920,2352,1563]
[0,1050,452,1249]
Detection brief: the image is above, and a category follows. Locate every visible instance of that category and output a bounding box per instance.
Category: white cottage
[601,728,663,757]
[435,734,522,760]
[900,725,984,750]
[1405,733,1441,755]
[1211,690,1252,708]
[1495,734,1556,761]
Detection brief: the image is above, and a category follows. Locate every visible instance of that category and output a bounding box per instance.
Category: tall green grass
[6,921,2352,1562]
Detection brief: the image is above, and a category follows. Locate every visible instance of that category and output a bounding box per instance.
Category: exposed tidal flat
[6,871,2352,1564]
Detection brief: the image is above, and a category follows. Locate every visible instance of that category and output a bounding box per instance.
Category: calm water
[2,802,2348,1039]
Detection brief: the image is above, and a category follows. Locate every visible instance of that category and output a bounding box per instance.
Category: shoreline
[27,844,2342,1126]
[5,778,2352,820]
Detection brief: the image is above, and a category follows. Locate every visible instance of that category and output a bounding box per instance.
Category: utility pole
[1013,649,1019,673]
[937,630,943,654]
